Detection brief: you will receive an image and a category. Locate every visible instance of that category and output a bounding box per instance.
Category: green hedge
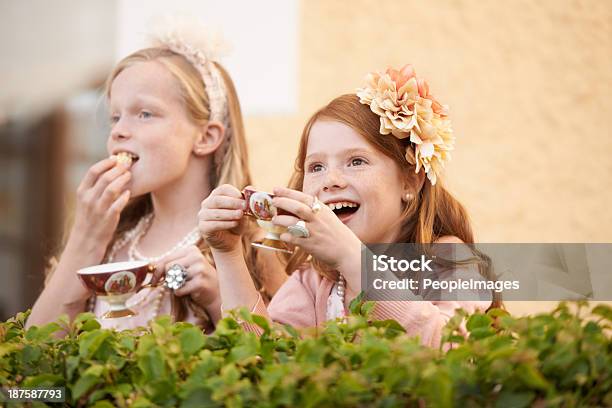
[1,300,610,407]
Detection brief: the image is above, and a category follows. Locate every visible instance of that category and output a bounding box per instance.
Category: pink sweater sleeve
[372,300,490,348]
[238,264,489,349]
[239,269,319,334]
[371,239,493,347]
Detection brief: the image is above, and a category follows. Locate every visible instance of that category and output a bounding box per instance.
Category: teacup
[242,188,293,253]
[77,260,155,319]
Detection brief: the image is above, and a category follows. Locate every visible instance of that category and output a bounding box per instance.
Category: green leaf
[109,383,132,396]
[180,388,217,408]
[443,334,466,345]
[238,307,253,323]
[138,346,167,381]
[228,335,259,363]
[466,313,493,332]
[80,319,102,332]
[1,301,610,406]
[348,291,365,314]
[25,322,62,341]
[79,330,111,358]
[132,396,154,408]
[252,314,270,332]
[495,391,535,408]
[83,364,105,377]
[119,335,136,351]
[0,343,21,358]
[283,324,300,339]
[91,401,116,408]
[487,307,510,319]
[361,301,376,317]
[72,374,102,400]
[469,327,496,340]
[179,327,206,357]
[22,373,63,387]
[88,388,111,404]
[592,304,612,322]
[516,364,550,391]
[66,355,80,381]
[22,344,42,363]
[370,319,406,335]
[72,312,99,329]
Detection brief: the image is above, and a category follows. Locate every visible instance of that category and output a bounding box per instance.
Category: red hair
[284,94,501,308]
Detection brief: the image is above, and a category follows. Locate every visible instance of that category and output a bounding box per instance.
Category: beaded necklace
[89,214,200,321]
[326,273,347,321]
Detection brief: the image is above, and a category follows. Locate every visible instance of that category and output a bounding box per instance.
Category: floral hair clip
[356,64,454,185]
[148,15,230,124]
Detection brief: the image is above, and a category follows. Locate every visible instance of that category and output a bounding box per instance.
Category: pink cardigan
[242,266,490,348]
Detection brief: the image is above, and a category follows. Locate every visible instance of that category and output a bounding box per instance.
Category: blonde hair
[104,48,265,322]
[104,48,250,190]
[285,94,501,309]
[47,47,264,325]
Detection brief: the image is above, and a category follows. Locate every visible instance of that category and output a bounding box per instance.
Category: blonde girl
[27,24,285,331]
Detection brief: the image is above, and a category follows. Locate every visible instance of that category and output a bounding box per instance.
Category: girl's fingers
[200,209,244,222]
[272,196,314,222]
[174,277,203,297]
[99,171,131,208]
[107,190,131,217]
[164,256,193,279]
[213,184,243,199]
[182,250,209,269]
[273,187,314,206]
[151,268,164,285]
[198,220,240,235]
[153,246,195,283]
[89,164,129,199]
[164,254,192,273]
[79,157,117,190]
[271,214,301,228]
[279,232,308,247]
[151,265,168,285]
[204,195,246,211]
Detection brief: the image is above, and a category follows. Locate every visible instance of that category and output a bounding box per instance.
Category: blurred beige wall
[244,0,612,316]
[0,0,115,121]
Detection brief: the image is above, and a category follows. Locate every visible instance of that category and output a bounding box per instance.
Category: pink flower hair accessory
[356,64,454,186]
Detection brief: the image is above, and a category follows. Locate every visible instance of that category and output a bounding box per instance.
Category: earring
[403,192,413,202]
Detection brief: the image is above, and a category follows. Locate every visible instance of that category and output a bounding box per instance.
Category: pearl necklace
[105,215,152,263]
[337,274,346,305]
[327,273,347,321]
[90,213,200,322]
[128,213,201,263]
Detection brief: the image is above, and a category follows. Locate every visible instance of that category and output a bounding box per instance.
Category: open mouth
[326,201,360,223]
[114,151,139,167]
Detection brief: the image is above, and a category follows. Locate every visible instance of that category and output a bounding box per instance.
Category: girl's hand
[153,245,220,309]
[70,157,132,253]
[271,187,361,271]
[198,184,246,253]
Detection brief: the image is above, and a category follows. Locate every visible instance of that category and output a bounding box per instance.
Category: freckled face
[303,121,406,243]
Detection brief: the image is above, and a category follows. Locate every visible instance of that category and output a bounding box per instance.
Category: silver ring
[311,196,323,214]
[165,264,188,290]
[287,220,310,238]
